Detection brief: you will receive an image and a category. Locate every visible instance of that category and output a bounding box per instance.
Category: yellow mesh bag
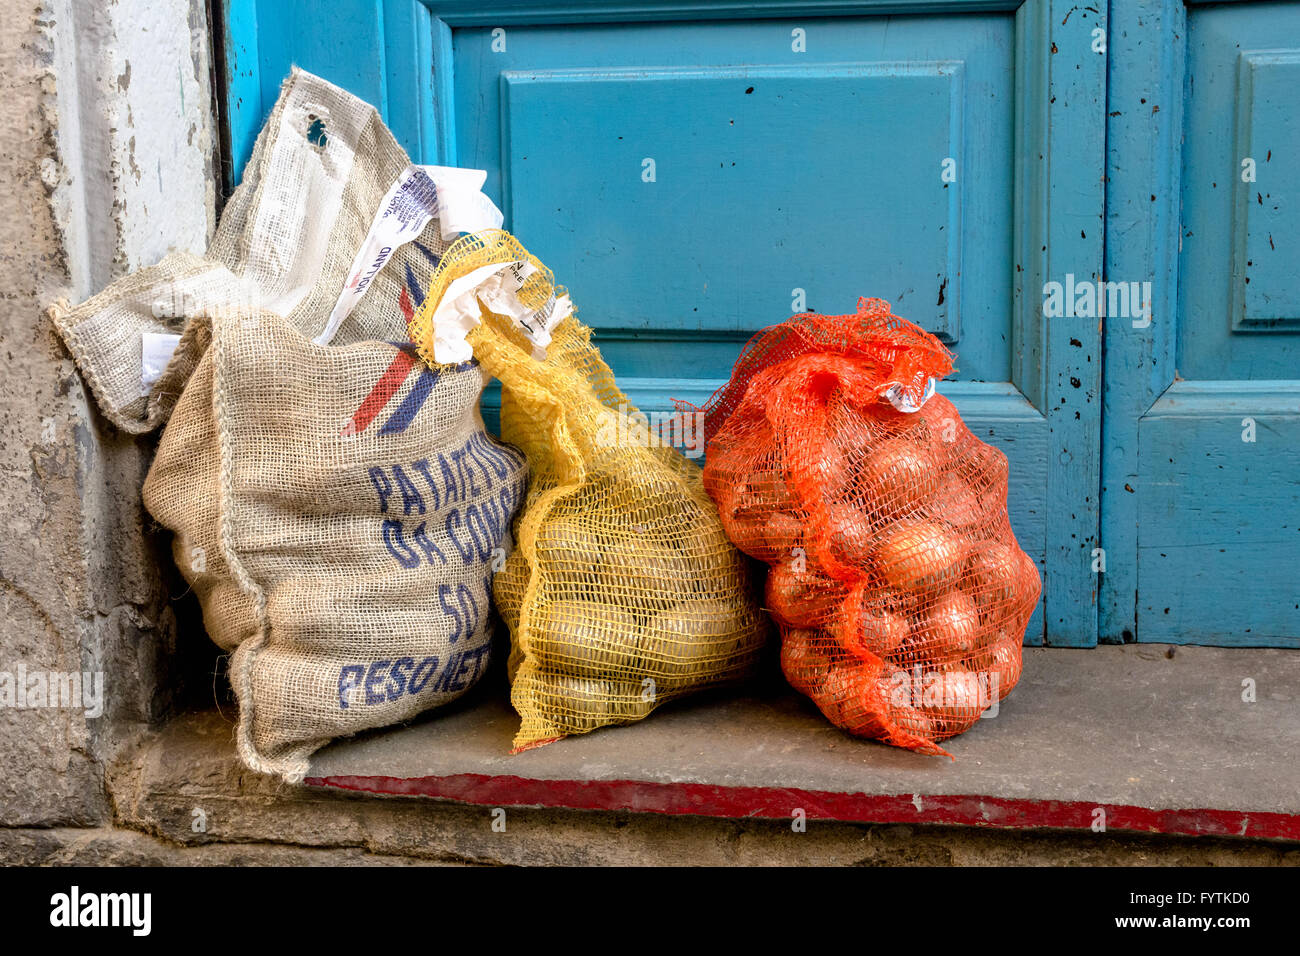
[409,230,769,750]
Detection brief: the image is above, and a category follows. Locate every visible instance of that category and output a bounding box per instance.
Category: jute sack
[406,231,771,751]
[50,69,526,780]
[144,309,526,780]
[51,66,505,433]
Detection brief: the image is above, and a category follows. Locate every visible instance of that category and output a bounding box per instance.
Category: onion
[816,665,875,732]
[987,634,1022,700]
[921,590,982,655]
[891,703,934,740]
[826,503,874,566]
[720,509,770,560]
[761,510,804,562]
[859,438,942,515]
[932,474,984,532]
[964,540,1022,617]
[924,669,986,731]
[807,442,851,498]
[873,519,966,593]
[960,442,1009,496]
[780,627,830,695]
[836,599,909,660]
[765,561,845,627]
[1016,548,1042,607]
[916,394,970,450]
[875,666,913,710]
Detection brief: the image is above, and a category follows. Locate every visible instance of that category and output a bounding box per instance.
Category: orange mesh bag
[697,297,1041,756]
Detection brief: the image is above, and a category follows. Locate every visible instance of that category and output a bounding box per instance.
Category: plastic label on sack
[880,377,937,413]
[317,164,503,346]
[140,332,182,394]
[425,166,504,239]
[428,258,572,364]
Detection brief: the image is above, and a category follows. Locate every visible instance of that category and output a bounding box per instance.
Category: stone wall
[0,0,217,827]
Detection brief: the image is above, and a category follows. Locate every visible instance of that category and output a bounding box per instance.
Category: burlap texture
[51,67,451,430]
[52,69,528,780]
[145,309,525,780]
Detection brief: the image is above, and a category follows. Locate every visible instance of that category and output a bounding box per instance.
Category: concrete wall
[0,0,217,826]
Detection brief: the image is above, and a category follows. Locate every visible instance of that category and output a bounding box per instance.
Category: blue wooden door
[222,0,1106,646]
[1103,0,1300,647]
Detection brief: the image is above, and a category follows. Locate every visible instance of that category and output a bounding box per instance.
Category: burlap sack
[50,69,526,780]
[144,310,525,780]
[51,67,499,433]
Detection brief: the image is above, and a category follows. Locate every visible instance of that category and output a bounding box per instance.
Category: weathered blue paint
[1100,0,1185,644]
[223,0,263,185]
[1010,0,1105,645]
[225,0,1110,645]
[1104,0,1300,647]
[223,0,439,184]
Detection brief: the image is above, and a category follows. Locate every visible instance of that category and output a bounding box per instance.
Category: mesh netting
[695,298,1041,756]
[408,230,769,751]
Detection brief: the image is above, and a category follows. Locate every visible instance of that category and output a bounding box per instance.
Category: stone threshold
[294,643,1300,842]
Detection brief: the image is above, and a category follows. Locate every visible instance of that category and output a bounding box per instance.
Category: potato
[535,517,602,574]
[637,598,761,686]
[586,538,698,611]
[530,600,640,678]
[530,672,616,734]
[492,547,530,632]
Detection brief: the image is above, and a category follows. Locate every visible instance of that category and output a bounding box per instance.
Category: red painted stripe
[399,284,415,324]
[304,772,1300,842]
[341,350,418,437]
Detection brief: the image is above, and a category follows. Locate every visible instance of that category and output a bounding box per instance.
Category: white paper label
[424,166,503,239]
[428,259,572,364]
[317,164,505,347]
[141,332,182,394]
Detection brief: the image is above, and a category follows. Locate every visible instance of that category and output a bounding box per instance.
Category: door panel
[223,0,1107,645]
[1103,0,1300,646]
